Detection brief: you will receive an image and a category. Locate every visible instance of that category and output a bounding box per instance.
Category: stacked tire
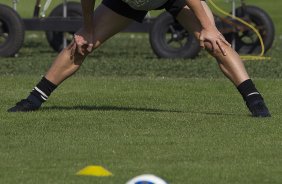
[0,4,25,57]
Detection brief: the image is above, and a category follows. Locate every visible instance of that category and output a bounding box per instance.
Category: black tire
[149,12,200,59]
[224,5,275,54]
[45,2,82,52]
[0,4,24,57]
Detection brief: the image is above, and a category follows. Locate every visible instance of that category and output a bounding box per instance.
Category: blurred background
[1,0,281,78]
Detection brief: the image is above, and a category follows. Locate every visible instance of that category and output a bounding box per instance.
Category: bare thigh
[45,4,133,84]
[91,4,133,48]
[175,2,215,41]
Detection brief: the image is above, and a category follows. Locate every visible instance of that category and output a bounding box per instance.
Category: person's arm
[185,0,230,55]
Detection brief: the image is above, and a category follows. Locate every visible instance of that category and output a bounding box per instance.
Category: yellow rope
[208,0,271,60]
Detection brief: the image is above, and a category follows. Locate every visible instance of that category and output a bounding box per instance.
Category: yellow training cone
[76,165,113,177]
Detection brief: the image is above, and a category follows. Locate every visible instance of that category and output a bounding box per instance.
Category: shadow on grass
[42,105,245,116]
[199,111,247,117]
[42,105,182,113]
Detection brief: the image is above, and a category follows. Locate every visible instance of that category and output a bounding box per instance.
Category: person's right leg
[8,4,133,112]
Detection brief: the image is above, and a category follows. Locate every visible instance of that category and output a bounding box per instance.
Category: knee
[78,41,101,55]
[65,41,101,64]
[203,41,223,57]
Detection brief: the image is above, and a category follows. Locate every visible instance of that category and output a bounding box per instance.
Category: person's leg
[45,4,133,85]
[175,2,270,117]
[177,2,248,85]
[8,4,133,112]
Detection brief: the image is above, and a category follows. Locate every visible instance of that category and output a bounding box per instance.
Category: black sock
[237,79,263,105]
[27,77,57,107]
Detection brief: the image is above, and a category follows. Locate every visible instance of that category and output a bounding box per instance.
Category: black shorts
[102,0,206,23]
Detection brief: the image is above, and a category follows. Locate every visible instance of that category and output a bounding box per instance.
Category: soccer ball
[125,174,168,184]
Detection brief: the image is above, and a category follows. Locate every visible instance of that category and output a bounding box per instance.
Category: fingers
[216,33,230,56]
[77,45,85,56]
[79,43,93,55]
[202,34,228,56]
[74,34,94,56]
[199,35,205,50]
[74,35,83,55]
[205,38,227,56]
[87,43,94,53]
[216,40,227,56]
[67,37,91,59]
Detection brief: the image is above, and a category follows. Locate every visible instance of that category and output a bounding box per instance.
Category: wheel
[45,2,82,52]
[224,5,275,55]
[149,12,200,59]
[0,4,24,57]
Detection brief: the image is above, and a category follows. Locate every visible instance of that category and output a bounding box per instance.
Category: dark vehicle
[0,0,275,58]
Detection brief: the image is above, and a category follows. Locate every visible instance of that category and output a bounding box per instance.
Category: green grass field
[1,76,282,184]
[1,0,282,184]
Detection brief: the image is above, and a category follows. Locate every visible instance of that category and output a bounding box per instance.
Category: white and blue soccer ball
[126,174,168,184]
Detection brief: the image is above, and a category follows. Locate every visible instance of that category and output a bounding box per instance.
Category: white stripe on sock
[34,87,48,99]
[40,95,48,101]
[247,92,260,97]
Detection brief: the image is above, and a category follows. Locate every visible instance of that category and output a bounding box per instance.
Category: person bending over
[8,0,271,117]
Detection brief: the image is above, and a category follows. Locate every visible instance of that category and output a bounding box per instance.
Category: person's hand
[72,28,94,56]
[199,26,231,56]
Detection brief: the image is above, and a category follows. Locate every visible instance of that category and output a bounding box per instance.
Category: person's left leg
[175,2,270,117]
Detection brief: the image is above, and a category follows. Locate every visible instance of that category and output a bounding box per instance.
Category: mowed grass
[1,76,282,184]
[1,0,282,183]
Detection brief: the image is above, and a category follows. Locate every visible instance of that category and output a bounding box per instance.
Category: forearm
[81,0,95,33]
[185,0,213,29]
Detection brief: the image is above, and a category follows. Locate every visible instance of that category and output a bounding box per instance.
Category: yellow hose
[208,0,271,60]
